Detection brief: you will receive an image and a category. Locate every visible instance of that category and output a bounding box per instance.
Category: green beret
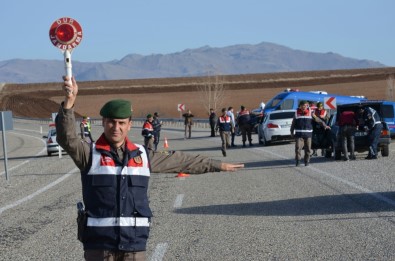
[146,114,152,118]
[100,99,132,119]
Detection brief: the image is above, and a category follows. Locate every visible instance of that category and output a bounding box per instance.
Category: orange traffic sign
[324,97,336,109]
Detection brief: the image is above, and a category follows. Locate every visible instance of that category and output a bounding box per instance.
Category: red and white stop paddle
[49,17,83,93]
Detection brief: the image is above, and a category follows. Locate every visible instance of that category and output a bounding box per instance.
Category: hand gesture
[63,76,78,97]
[220,163,244,172]
[62,76,78,109]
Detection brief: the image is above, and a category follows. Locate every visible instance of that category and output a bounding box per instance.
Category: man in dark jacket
[209,108,217,137]
[359,106,383,159]
[182,110,194,139]
[152,112,162,151]
[237,105,253,147]
[56,76,244,261]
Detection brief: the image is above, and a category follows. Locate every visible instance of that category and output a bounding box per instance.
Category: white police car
[258,110,295,146]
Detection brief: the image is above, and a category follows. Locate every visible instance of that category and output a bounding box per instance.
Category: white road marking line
[0,167,79,215]
[255,147,395,207]
[14,127,42,133]
[150,243,168,261]
[150,162,186,260]
[1,123,78,215]
[173,194,184,208]
[0,131,47,177]
[312,167,395,207]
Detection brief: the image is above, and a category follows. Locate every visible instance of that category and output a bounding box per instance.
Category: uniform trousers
[230,128,236,146]
[239,124,252,144]
[341,124,355,160]
[210,122,216,137]
[144,136,154,150]
[83,133,94,143]
[368,123,383,157]
[295,137,312,163]
[220,131,231,154]
[184,124,192,139]
[153,131,160,151]
[84,250,145,261]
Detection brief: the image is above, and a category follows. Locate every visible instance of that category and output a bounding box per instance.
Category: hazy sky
[1,0,394,65]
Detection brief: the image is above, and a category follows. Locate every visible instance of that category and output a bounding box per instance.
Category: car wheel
[381,145,389,157]
[47,152,52,156]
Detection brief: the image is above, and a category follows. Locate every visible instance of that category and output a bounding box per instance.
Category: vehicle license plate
[281,124,291,128]
[355,131,368,137]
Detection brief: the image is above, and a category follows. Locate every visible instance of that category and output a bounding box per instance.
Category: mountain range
[0,42,386,84]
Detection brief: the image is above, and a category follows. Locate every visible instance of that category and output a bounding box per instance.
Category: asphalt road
[1,119,395,260]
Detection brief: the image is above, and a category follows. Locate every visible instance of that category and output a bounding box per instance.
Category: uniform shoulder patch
[133,156,142,164]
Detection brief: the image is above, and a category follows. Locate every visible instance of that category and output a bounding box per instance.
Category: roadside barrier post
[0,111,13,182]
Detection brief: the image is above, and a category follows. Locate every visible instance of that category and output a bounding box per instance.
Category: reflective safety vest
[313,109,328,131]
[81,134,152,252]
[218,115,231,132]
[237,110,251,125]
[81,120,91,135]
[142,121,154,138]
[293,108,314,138]
[364,107,382,129]
[314,109,327,119]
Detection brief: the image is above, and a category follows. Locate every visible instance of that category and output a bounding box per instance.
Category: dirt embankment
[1,67,395,119]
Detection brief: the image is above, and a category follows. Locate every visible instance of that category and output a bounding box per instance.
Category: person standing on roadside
[209,108,217,137]
[217,108,233,157]
[227,106,236,147]
[152,112,162,151]
[290,100,330,166]
[183,110,194,139]
[56,76,244,261]
[237,105,253,147]
[312,102,330,156]
[338,110,357,161]
[80,116,94,143]
[359,106,383,159]
[142,114,155,150]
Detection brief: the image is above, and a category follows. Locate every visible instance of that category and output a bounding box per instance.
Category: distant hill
[0,42,386,84]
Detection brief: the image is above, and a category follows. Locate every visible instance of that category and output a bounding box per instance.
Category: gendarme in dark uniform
[56,77,245,261]
[290,100,329,166]
[360,106,383,159]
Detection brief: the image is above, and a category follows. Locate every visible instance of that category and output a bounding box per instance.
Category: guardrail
[13,117,212,129]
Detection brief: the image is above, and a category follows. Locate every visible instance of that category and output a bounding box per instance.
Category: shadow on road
[174,191,395,216]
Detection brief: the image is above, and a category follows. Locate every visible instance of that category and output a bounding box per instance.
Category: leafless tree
[387,74,395,101]
[196,73,227,114]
